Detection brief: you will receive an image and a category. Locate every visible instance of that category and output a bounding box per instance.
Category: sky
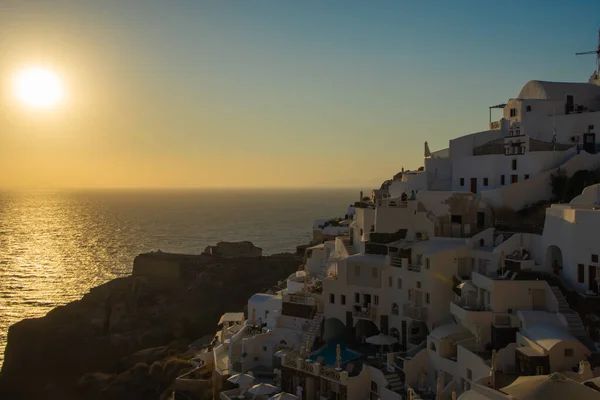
[1,0,600,189]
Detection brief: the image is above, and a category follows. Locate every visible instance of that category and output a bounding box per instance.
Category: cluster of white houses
[177,74,600,400]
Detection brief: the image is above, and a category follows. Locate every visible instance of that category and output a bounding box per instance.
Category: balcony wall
[450,301,493,326]
[403,304,427,321]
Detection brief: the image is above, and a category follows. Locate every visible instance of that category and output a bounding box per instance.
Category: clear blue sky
[1,0,599,188]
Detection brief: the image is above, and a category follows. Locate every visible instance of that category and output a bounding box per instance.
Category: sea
[0,188,359,367]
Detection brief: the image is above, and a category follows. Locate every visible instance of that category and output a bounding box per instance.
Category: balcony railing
[402,304,427,321]
[282,353,346,384]
[352,306,377,320]
[408,264,421,272]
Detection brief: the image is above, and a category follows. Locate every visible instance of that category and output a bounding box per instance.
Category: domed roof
[518,80,600,101]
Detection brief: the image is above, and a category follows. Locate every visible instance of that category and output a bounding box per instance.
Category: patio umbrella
[335,344,342,368]
[269,393,299,400]
[248,383,278,397]
[227,373,255,386]
[274,350,287,358]
[491,349,498,388]
[366,333,398,346]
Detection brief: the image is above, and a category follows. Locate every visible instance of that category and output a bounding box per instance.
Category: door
[566,95,574,114]
[511,174,518,184]
[532,289,545,310]
[363,294,371,308]
[470,178,477,194]
[589,266,598,293]
[583,133,596,154]
[477,212,485,229]
[401,320,407,350]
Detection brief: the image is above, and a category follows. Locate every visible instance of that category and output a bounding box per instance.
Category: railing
[377,199,409,208]
[353,306,376,320]
[390,257,404,268]
[402,304,427,320]
[282,353,344,383]
[408,264,421,272]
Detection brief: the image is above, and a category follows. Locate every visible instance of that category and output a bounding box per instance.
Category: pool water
[309,339,361,366]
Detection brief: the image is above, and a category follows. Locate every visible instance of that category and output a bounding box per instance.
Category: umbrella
[335,344,342,368]
[227,373,255,386]
[269,393,299,400]
[248,383,278,397]
[366,333,398,346]
[274,350,287,358]
[436,376,443,400]
[408,388,414,400]
[491,349,498,388]
[451,392,457,400]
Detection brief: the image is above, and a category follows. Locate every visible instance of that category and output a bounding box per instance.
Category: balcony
[352,305,377,320]
[408,264,421,272]
[450,300,493,325]
[402,304,427,321]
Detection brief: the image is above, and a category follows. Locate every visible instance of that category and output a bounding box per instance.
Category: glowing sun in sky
[13,67,65,109]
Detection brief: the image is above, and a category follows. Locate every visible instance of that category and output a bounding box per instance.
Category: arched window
[391,303,399,316]
[429,341,437,352]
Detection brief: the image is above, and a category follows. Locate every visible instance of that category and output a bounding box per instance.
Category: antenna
[576,27,600,74]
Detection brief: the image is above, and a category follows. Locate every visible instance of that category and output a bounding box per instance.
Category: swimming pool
[309,340,361,367]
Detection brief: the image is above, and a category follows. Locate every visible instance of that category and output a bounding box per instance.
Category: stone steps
[385,373,404,392]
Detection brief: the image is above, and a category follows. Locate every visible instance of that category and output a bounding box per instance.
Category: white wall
[542,205,600,291]
[452,151,568,193]
[481,151,600,210]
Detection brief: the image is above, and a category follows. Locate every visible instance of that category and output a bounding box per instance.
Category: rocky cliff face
[0,250,301,400]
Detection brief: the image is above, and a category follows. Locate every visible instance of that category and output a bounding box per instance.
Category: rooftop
[523,323,578,351]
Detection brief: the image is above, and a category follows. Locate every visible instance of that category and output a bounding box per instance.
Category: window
[512,159,517,170]
[593,254,598,263]
[397,278,402,289]
[371,381,378,393]
[374,295,379,306]
[392,303,399,315]
[564,348,574,357]
[425,258,430,269]
[360,228,363,236]
[578,264,585,283]
[355,265,360,277]
[451,215,462,224]
[262,346,268,352]
[516,129,521,136]
[588,125,595,131]
[460,178,465,186]
[425,293,430,304]
[526,105,532,112]
[535,366,544,375]
[416,254,423,265]
[372,267,378,278]
[388,276,392,287]
[355,293,360,303]
[483,177,489,186]
[501,175,505,185]
[341,295,346,305]
[329,293,335,304]
[510,108,517,117]
[524,174,530,180]
[416,281,422,289]
[511,174,518,184]
[429,341,436,351]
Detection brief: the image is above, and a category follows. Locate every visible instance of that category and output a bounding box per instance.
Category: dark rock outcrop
[0,250,301,399]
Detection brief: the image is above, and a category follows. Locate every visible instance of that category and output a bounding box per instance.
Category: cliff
[0,249,302,400]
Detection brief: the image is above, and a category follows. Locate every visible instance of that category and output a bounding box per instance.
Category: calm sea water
[0,189,358,366]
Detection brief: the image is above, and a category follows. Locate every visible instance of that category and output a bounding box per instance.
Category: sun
[13,67,65,109]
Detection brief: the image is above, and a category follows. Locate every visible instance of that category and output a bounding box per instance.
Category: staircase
[551,286,588,339]
[302,313,324,349]
[385,372,404,393]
